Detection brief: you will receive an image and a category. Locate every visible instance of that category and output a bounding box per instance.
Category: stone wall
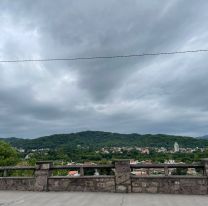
[48,176,115,192]
[131,176,208,195]
[0,160,208,194]
[0,177,35,191]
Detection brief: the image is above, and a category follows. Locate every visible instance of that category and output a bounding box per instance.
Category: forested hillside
[1,131,208,150]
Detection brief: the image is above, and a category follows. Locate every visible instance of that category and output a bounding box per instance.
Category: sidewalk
[0,191,207,206]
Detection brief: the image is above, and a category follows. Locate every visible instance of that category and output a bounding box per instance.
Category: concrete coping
[49,175,115,179]
[0,177,35,179]
[131,175,207,179]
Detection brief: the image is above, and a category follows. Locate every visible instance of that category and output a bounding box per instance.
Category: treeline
[1,140,208,167]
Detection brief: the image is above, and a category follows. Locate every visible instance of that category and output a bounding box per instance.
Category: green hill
[1,131,208,150]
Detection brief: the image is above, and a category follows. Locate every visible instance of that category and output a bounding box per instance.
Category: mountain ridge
[1,131,208,150]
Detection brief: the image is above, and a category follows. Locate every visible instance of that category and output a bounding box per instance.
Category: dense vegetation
[0,141,20,166]
[23,146,208,164]
[1,131,208,150]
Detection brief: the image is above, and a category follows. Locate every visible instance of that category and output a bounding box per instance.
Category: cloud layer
[1,0,208,138]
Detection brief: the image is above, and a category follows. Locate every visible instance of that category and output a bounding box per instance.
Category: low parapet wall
[0,177,35,191]
[0,160,208,194]
[48,176,115,192]
[131,176,208,195]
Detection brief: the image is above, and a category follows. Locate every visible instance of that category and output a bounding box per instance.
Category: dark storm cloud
[1,0,208,137]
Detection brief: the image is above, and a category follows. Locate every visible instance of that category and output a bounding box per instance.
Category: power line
[0,49,208,63]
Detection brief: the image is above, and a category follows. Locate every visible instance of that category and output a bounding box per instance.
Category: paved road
[0,191,207,206]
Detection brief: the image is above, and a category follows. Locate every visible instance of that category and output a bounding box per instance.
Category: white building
[174,142,179,152]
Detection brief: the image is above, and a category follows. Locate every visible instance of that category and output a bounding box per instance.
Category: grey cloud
[0,0,208,137]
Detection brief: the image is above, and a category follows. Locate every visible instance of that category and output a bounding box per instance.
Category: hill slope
[1,131,208,150]
[198,135,208,140]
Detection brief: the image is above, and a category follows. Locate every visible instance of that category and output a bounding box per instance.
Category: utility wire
[0,49,208,63]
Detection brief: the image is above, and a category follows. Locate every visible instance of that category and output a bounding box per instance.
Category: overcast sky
[1,0,208,138]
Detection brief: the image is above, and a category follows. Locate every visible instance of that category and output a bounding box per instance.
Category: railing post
[80,167,84,176]
[3,169,8,177]
[164,166,169,176]
[201,158,208,176]
[34,161,53,191]
[114,160,131,193]
[147,168,150,176]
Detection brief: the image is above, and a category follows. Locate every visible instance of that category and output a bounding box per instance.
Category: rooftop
[0,191,207,206]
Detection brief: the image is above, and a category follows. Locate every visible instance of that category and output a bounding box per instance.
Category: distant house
[141,148,150,155]
[187,168,197,176]
[131,169,148,176]
[68,171,80,176]
[130,159,139,165]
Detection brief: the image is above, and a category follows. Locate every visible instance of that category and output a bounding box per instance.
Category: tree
[0,141,19,166]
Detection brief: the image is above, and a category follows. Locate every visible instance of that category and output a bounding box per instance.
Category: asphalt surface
[0,191,207,206]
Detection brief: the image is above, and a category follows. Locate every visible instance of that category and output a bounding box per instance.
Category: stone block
[142,182,147,187]
[116,185,128,193]
[151,182,159,187]
[146,187,158,193]
[132,187,143,193]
